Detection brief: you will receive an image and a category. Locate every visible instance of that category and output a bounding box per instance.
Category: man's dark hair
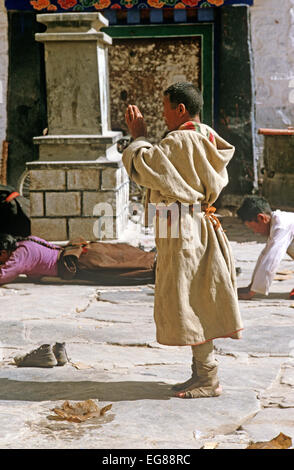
[164,82,203,117]
[0,233,18,252]
[237,196,272,222]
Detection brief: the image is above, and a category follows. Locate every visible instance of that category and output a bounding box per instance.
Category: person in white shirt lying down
[236,196,294,300]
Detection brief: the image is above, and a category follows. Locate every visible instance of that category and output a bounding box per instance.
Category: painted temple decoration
[5,0,253,11]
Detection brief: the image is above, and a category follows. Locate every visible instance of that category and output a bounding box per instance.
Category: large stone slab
[0,283,97,320]
[96,287,155,305]
[0,383,259,448]
[241,408,294,443]
[215,325,294,356]
[3,317,156,348]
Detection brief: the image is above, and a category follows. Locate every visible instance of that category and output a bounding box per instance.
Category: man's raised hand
[125,105,147,140]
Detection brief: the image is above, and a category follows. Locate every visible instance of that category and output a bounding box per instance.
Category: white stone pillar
[27,13,129,241]
[35,13,111,136]
[33,12,121,162]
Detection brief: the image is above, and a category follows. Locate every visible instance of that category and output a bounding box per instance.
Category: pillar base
[33,132,123,162]
[26,159,129,242]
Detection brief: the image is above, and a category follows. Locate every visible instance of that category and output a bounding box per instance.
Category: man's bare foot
[238,286,255,300]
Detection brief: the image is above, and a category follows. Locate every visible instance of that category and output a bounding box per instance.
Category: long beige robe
[122,125,243,346]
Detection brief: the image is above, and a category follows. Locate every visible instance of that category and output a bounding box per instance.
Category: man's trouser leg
[172,353,199,392]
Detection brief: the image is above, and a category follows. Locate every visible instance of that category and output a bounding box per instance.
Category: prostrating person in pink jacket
[0,233,156,286]
[0,234,60,283]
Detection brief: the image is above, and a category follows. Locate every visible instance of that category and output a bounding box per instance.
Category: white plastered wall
[250,0,294,167]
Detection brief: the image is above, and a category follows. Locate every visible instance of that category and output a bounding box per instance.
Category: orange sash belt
[203,205,222,230]
[147,197,222,232]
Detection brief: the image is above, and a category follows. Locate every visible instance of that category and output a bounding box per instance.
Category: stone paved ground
[0,217,293,449]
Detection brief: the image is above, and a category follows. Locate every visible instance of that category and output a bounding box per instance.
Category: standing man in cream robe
[123,82,243,398]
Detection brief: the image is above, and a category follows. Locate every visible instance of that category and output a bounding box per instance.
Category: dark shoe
[14,344,57,368]
[52,342,69,366]
[172,357,198,391]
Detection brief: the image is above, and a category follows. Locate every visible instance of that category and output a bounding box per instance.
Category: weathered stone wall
[108,36,201,144]
[259,132,294,208]
[0,0,8,161]
[251,0,294,169]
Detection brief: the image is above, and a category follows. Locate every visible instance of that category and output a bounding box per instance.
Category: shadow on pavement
[0,378,173,402]
[242,292,292,300]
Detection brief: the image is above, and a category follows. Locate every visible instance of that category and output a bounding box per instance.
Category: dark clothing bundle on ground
[0,184,31,237]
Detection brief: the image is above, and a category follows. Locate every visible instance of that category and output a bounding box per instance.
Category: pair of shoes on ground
[14,343,69,368]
